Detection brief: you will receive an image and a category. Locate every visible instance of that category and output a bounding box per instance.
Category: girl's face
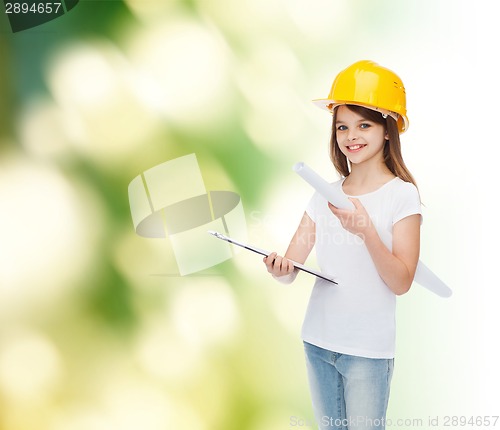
[335,105,388,167]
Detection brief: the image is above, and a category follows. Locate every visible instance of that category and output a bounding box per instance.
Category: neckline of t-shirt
[340,176,399,198]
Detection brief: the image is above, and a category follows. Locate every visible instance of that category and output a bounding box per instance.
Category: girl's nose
[347,130,358,141]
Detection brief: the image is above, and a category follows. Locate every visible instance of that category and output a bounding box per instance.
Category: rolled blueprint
[293,162,354,210]
[293,162,452,298]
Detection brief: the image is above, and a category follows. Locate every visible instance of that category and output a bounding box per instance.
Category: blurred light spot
[113,231,179,284]
[136,324,202,383]
[283,0,350,41]
[18,97,80,159]
[249,408,305,430]
[165,399,207,430]
[104,382,171,430]
[259,174,310,245]
[242,97,304,154]
[236,42,306,154]
[198,0,284,37]
[171,279,240,350]
[101,378,207,430]
[0,330,62,401]
[135,320,230,427]
[237,41,301,92]
[127,20,232,127]
[46,41,162,162]
[123,0,179,23]
[51,408,112,430]
[268,283,310,335]
[47,42,120,108]
[0,158,102,315]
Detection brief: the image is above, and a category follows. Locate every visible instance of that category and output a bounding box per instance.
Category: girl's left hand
[328,197,374,238]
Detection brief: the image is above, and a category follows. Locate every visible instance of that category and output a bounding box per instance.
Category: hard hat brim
[311,98,409,133]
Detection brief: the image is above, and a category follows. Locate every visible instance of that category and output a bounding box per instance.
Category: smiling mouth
[346,144,367,152]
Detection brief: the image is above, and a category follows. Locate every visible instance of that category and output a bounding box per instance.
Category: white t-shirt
[302,176,422,359]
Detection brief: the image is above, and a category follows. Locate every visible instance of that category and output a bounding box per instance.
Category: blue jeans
[303,342,394,430]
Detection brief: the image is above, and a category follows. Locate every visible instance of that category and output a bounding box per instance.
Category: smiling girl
[263,61,421,430]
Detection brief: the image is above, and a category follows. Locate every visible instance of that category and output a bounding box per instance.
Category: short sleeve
[305,191,319,223]
[392,181,423,225]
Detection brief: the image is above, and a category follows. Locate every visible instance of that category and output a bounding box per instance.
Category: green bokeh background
[1,1,498,429]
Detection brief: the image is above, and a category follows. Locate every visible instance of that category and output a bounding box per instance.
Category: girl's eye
[360,123,371,129]
[337,125,347,131]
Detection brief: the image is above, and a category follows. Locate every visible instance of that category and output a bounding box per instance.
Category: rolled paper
[414,260,452,298]
[293,162,354,210]
[293,162,452,297]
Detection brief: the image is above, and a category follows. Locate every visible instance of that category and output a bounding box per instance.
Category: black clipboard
[208,231,337,285]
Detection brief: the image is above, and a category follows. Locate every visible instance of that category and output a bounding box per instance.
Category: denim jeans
[303,342,394,430]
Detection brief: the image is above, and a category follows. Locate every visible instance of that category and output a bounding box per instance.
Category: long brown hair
[330,104,417,188]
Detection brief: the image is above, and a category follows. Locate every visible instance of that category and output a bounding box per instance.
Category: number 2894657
[5,3,62,14]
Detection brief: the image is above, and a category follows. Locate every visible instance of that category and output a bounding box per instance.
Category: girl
[263,60,421,430]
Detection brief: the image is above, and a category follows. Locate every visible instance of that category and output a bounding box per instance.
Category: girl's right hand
[263,252,295,278]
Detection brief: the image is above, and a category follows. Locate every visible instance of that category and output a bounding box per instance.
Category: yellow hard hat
[312,60,409,133]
